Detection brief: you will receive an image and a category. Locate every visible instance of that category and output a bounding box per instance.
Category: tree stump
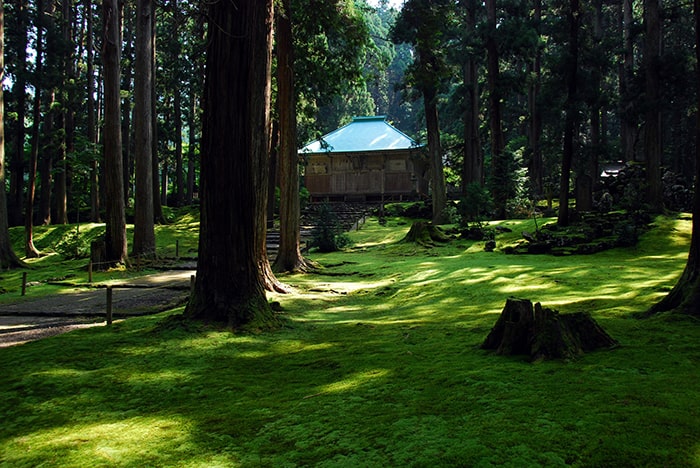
[402,221,451,246]
[481,298,619,361]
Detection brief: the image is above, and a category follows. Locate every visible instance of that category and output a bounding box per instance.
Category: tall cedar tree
[646,0,700,316]
[558,0,580,227]
[132,0,156,257]
[186,0,279,327]
[102,0,128,265]
[25,0,44,258]
[273,0,313,273]
[392,0,450,224]
[0,1,23,268]
[461,0,483,189]
[486,0,507,219]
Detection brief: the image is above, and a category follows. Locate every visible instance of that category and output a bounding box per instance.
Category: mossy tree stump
[402,221,451,246]
[482,298,619,361]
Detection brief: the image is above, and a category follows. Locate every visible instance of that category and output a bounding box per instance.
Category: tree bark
[558,0,580,227]
[102,0,128,266]
[132,0,156,257]
[273,0,312,273]
[185,0,280,327]
[0,1,24,268]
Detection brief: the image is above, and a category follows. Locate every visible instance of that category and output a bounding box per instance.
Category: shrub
[309,203,352,253]
[55,229,90,259]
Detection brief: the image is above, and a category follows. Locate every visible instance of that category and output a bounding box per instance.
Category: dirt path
[0,270,194,347]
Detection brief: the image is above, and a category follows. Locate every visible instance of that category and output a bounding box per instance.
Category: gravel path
[0,270,194,347]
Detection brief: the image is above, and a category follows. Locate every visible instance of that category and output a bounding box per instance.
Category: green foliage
[459,182,494,224]
[54,228,90,259]
[309,203,352,252]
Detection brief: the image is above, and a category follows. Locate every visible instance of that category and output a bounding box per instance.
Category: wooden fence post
[106,287,113,326]
[21,272,27,296]
[88,261,93,283]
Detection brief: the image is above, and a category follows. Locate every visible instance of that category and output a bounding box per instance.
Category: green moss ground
[0,212,698,466]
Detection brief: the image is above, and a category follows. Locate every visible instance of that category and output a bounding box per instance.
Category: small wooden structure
[300,116,429,202]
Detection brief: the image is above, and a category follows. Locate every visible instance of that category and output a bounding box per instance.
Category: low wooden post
[88,261,93,283]
[106,287,113,326]
[190,274,196,296]
[21,272,28,296]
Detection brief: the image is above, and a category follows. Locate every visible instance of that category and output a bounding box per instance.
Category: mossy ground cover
[1,212,699,466]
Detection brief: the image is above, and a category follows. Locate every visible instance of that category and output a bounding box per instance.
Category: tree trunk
[646,0,700,316]
[462,0,483,190]
[186,0,280,327]
[186,88,197,204]
[486,0,506,219]
[528,0,543,197]
[132,0,156,257]
[25,0,45,258]
[273,0,312,273]
[423,83,447,225]
[102,0,128,266]
[121,4,134,207]
[558,0,580,227]
[620,0,636,162]
[9,0,28,227]
[55,0,75,225]
[482,298,618,362]
[87,0,100,222]
[0,1,24,268]
[644,0,663,213]
[151,5,165,223]
[38,100,53,226]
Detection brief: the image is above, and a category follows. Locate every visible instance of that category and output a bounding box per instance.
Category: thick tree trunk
[0,2,24,268]
[558,0,580,227]
[646,0,700,316]
[102,0,128,266]
[132,0,156,257]
[186,0,280,327]
[273,0,312,273]
[482,298,619,362]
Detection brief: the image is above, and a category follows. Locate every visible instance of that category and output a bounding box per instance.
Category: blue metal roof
[300,116,419,153]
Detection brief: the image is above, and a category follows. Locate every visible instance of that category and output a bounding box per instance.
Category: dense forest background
[2,0,697,230]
